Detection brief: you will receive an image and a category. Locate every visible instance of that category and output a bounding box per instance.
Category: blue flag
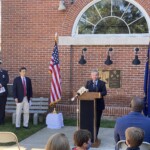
[143,43,150,116]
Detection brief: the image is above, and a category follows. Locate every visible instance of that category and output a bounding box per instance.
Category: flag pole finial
[55,32,58,44]
[52,104,57,114]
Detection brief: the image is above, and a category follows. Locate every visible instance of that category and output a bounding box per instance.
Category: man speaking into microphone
[85,69,107,140]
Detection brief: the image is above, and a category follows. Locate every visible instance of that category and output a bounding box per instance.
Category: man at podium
[85,69,107,142]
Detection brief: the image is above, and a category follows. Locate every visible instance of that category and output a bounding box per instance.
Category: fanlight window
[77,0,148,34]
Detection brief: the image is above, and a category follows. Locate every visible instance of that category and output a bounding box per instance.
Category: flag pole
[52,32,58,114]
[147,42,150,116]
[55,32,58,44]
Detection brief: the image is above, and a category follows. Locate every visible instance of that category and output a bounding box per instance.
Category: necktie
[93,81,96,91]
[22,78,26,96]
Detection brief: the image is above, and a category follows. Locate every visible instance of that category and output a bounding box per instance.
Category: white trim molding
[59,35,150,45]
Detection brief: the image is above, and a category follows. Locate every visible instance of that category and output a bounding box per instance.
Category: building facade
[1,0,150,118]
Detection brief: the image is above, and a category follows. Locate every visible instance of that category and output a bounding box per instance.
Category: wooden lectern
[77,92,101,147]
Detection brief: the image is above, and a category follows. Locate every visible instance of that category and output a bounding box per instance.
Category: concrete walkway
[20,127,115,150]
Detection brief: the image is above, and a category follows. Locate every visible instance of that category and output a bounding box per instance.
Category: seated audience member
[114,96,150,143]
[125,127,144,150]
[73,129,91,150]
[45,133,70,150]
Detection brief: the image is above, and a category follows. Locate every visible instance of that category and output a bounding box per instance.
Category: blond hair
[45,133,70,150]
[125,127,144,147]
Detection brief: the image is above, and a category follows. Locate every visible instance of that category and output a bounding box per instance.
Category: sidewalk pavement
[20,126,116,150]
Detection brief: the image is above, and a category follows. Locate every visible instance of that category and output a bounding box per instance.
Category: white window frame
[72,0,150,36]
[59,0,150,45]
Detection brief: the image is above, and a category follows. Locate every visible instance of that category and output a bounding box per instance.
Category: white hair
[91,69,99,74]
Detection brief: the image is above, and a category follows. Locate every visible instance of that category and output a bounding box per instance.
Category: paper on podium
[46,113,64,129]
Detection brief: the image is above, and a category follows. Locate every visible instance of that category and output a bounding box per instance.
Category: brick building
[1,0,150,118]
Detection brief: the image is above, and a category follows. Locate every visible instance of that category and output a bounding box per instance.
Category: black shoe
[23,126,29,129]
[16,127,20,130]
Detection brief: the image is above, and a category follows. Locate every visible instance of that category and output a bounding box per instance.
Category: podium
[77,92,101,147]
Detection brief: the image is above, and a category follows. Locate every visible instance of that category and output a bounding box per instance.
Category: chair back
[0,132,20,150]
[117,140,150,150]
[140,142,150,150]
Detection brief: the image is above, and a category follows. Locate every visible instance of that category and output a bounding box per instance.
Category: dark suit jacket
[0,69,9,95]
[114,112,150,143]
[85,79,107,111]
[13,76,32,102]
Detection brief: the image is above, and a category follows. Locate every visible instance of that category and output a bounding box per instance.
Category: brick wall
[1,0,150,118]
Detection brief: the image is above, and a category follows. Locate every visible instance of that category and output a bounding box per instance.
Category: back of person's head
[130,97,144,112]
[45,133,70,150]
[73,129,91,147]
[125,127,144,148]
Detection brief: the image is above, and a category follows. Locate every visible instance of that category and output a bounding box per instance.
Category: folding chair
[140,142,150,150]
[116,140,150,150]
[116,140,127,150]
[0,132,26,150]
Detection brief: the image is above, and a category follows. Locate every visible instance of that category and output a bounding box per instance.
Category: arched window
[74,0,149,35]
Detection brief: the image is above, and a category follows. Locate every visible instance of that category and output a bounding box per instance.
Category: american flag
[49,42,61,105]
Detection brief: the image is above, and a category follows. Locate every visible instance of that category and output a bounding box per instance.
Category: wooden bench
[6,97,49,125]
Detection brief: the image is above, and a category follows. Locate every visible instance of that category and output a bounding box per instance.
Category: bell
[58,1,66,11]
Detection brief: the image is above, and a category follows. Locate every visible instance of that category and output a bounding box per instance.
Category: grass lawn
[0,117,45,142]
[64,119,115,128]
[0,117,115,142]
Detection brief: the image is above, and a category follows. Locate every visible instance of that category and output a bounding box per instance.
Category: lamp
[58,0,66,11]
[132,48,140,65]
[70,0,75,4]
[79,48,87,65]
[58,0,75,11]
[105,48,113,65]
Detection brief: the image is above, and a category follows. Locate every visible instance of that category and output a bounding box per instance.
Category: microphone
[71,86,89,101]
[71,93,80,101]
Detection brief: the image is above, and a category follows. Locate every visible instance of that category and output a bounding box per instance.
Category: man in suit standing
[85,69,107,139]
[0,60,9,125]
[114,97,150,143]
[13,67,32,129]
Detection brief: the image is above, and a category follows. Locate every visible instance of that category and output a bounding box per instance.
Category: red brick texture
[1,0,150,118]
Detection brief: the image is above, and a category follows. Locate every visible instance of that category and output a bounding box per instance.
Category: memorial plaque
[99,70,121,88]
[99,70,109,88]
[109,70,121,88]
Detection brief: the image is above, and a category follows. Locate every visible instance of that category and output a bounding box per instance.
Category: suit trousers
[96,110,103,137]
[0,95,7,124]
[16,96,29,127]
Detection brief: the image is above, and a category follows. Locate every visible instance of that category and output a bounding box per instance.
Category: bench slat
[6,97,48,113]
[6,106,48,110]
[6,110,47,114]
